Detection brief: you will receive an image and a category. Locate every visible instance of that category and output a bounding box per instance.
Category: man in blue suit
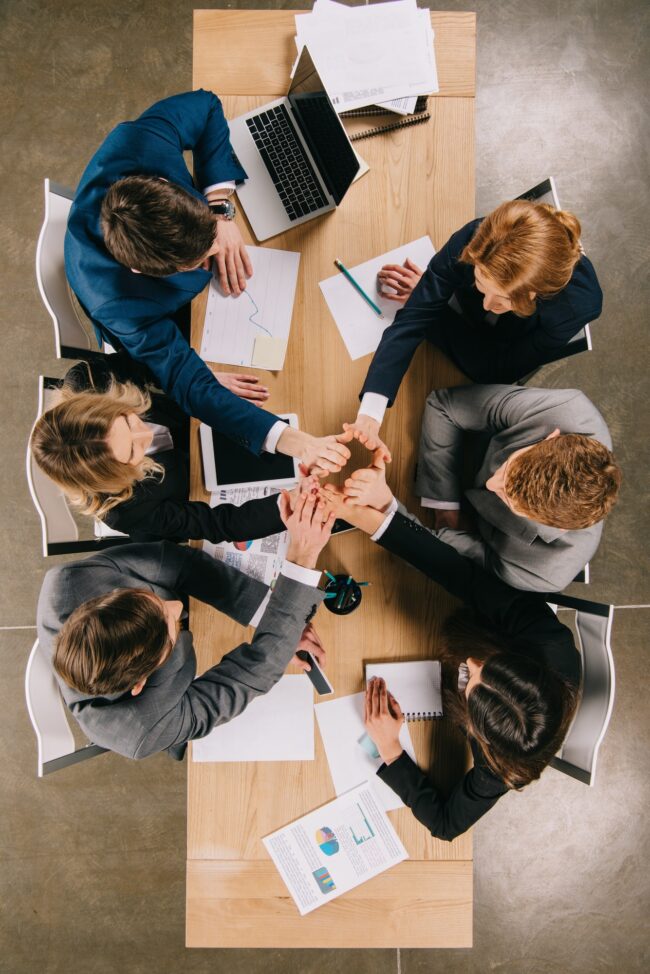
[65,90,350,473]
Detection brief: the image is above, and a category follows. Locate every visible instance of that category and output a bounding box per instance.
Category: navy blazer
[361,219,603,402]
[374,512,580,841]
[65,90,279,455]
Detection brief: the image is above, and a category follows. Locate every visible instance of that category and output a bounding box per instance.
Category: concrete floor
[1,1,648,971]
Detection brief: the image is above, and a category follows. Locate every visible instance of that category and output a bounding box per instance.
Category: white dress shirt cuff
[262,421,288,454]
[203,181,236,196]
[247,561,321,627]
[420,498,461,510]
[370,510,396,542]
[358,393,389,426]
[280,561,322,587]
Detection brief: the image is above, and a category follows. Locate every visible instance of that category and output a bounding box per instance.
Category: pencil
[334,258,384,319]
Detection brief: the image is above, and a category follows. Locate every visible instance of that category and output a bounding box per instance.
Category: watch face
[210,200,236,220]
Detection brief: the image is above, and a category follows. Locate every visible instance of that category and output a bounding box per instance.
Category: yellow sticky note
[252,336,287,371]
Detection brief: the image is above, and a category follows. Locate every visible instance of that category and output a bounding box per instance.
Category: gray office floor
[1,1,648,971]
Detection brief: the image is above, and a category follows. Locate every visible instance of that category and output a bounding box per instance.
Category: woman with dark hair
[29,355,302,544]
[321,486,579,841]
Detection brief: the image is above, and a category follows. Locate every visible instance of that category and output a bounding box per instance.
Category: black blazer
[63,357,285,544]
[373,512,580,841]
[361,219,603,399]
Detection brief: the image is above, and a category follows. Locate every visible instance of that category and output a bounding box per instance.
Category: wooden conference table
[187,9,476,948]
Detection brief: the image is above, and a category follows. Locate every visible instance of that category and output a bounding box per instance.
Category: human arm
[359,221,479,406]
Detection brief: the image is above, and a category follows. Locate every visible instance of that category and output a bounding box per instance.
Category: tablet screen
[210,424,296,487]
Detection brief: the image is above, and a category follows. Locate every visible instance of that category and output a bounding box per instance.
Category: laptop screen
[288,47,360,205]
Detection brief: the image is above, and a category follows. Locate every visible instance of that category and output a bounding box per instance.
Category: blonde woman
[30,357,303,544]
[346,200,602,452]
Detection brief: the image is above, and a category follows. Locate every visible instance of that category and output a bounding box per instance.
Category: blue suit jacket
[361,219,603,403]
[65,90,278,454]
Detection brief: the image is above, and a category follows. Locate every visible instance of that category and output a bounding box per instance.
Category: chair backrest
[24,639,107,776]
[35,179,99,359]
[514,177,592,357]
[548,594,615,786]
[26,375,131,556]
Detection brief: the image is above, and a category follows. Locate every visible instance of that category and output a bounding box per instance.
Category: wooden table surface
[188,9,476,948]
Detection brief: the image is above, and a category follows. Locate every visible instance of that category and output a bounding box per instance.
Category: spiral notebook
[365,660,443,720]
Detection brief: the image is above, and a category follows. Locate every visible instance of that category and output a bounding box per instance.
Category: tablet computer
[200,415,300,492]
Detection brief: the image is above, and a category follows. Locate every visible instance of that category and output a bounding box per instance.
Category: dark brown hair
[54,588,171,695]
[100,175,216,276]
[460,200,583,316]
[506,433,622,529]
[440,612,577,789]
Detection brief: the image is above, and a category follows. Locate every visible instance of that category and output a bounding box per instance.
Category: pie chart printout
[315,827,339,856]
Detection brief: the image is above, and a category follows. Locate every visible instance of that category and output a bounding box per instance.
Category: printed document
[200,246,300,369]
[263,782,408,915]
[203,484,290,586]
[319,235,436,360]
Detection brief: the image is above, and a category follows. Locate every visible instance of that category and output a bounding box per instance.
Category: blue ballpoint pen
[334,259,384,318]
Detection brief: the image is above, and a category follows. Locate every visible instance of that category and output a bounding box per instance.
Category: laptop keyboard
[246,105,329,221]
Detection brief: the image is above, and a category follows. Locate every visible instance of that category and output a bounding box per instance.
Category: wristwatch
[209,199,236,221]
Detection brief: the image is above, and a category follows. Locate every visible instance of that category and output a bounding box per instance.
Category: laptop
[229,46,360,242]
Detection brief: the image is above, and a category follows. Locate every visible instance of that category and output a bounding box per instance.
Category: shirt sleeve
[358,393,389,426]
[262,420,289,455]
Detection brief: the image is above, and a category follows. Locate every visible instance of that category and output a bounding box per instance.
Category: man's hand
[342,417,391,461]
[291,623,326,672]
[211,221,253,296]
[211,371,269,403]
[276,426,353,478]
[376,257,423,303]
[364,677,404,765]
[319,485,386,536]
[280,490,335,569]
[343,448,394,510]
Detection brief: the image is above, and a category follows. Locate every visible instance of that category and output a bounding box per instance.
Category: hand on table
[211,370,269,404]
[211,220,253,296]
[376,258,423,303]
[364,677,404,765]
[341,416,391,462]
[343,448,394,511]
[280,489,335,569]
[291,623,326,672]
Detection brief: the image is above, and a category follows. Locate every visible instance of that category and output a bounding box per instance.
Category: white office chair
[35,178,114,360]
[26,375,130,556]
[549,593,615,786]
[25,639,107,776]
[515,177,592,360]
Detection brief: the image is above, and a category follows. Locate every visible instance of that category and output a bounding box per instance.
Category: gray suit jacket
[37,542,323,759]
[414,384,613,592]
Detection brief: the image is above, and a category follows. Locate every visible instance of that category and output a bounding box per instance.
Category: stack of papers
[293,0,438,115]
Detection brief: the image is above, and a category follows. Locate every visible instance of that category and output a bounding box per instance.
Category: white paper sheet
[366,661,443,719]
[319,235,436,360]
[199,246,300,369]
[314,692,417,812]
[294,0,438,113]
[192,675,314,763]
[263,782,408,915]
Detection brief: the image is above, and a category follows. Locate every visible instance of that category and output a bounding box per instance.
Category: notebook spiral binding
[350,112,431,143]
[341,95,430,118]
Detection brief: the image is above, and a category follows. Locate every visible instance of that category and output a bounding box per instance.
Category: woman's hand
[211,371,269,403]
[280,490,335,569]
[376,257,423,303]
[318,484,386,536]
[364,677,404,765]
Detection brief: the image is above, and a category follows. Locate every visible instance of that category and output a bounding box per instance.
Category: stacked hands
[277,428,408,767]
